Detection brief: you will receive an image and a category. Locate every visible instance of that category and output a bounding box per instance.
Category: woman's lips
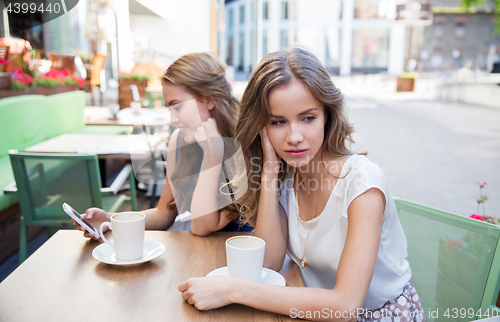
[284,149,308,157]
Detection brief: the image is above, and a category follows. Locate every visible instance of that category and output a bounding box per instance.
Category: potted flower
[118,71,151,110]
[34,68,85,94]
[118,62,166,109]
[10,68,34,90]
[0,67,84,98]
[396,72,417,92]
[77,50,95,64]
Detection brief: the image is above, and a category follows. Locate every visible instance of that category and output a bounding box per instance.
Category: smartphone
[62,203,100,239]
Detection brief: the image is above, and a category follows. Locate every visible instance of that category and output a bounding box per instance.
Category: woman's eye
[270,120,285,126]
[173,104,183,111]
[303,116,316,122]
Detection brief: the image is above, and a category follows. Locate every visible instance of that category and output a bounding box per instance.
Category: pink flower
[483,182,488,185]
[0,58,11,66]
[476,181,481,185]
[470,214,485,221]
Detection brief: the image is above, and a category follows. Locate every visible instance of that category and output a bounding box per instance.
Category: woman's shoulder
[339,154,388,193]
[344,154,384,177]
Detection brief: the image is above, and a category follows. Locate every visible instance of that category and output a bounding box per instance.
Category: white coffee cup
[100,212,145,261]
[226,236,265,283]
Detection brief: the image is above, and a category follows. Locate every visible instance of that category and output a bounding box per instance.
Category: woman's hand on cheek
[178,276,236,310]
[260,127,280,177]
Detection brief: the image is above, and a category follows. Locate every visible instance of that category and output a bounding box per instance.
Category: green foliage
[11,81,29,90]
[400,72,418,79]
[118,73,152,82]
[64,77,79,86]
[461,0,500,34]
[33,78,62,88]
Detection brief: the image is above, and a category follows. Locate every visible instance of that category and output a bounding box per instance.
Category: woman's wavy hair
[162,52,240,221]
[235,47,355,226]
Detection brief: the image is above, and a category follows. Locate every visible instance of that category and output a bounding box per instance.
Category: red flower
[0,58,11,66]
[9,68,33,86]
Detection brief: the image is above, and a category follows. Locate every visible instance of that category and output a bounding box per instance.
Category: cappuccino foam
[228,237,265,249]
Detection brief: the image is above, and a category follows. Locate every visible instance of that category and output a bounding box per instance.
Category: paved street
[340,83,500,218]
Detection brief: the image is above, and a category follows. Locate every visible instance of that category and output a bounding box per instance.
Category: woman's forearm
[190,160,226,235]
[254,175,287,271]
[231,279,357,322]
[142,207,176,230]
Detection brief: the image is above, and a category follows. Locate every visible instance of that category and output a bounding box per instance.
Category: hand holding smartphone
[63,203,100,239]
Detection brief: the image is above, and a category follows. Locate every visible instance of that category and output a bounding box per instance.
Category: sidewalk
[341,80,500,219]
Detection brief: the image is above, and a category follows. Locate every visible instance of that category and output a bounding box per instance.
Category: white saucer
[92,239,165,266]
[206,267,286,286]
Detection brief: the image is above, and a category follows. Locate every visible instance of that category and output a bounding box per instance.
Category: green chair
[145,88,164,108]
[395,198,500,322]
[7,151,137,264]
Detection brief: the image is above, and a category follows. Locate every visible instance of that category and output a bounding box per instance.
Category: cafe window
[281,1,295,20]
[263,1,269,20]
[228,9,234,34]
[251,1,255,22]
[251,30,256,66]
[227,36,234,65]
[325,29,341,74]
[239,5,245,25]
[281,30,289,48]
[455,17,467,38]
[430,47,443,69]
[239,32,245,68]
[491,17,497,34]
[434,17,446,38]
[351,29,390,68]
[262,30,269,56]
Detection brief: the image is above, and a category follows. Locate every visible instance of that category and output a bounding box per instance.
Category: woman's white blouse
[278,154,412,310]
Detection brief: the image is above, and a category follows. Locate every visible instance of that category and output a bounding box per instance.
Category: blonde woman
[76,52,252,237]
[179,47,424,322]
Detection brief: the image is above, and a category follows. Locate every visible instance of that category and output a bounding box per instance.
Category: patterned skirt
[357,283,425,322]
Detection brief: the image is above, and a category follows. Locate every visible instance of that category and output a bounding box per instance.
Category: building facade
[225,0,407,76]
[418,0,498,71]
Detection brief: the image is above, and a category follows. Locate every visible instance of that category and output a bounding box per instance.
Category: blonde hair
[162,52,240,220]
[235,47,355,226]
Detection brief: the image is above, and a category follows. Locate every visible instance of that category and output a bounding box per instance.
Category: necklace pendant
[299,259,306,268]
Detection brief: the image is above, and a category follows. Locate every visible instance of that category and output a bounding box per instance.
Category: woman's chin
[280,155,313,169]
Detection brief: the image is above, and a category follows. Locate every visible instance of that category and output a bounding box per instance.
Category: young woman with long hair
[178,47,424,322]
[75,52,252,237]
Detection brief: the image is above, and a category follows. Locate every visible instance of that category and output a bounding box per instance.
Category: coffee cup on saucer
[226,236,265,283]
[100,212,145,261]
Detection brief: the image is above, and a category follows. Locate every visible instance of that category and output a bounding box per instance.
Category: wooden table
[0,231,304,321]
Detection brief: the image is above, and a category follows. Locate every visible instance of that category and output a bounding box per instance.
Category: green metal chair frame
[8,151,137,264]
[395,198,500,321]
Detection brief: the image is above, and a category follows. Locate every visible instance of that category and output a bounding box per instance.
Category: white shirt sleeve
[341,157,390,220]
